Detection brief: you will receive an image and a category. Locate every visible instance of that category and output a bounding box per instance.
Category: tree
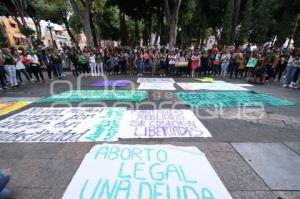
[69,0,94,47]
[230,0,242,44]
[119,13,129,46]
[221,0,234,46]
[164,0,182,50]
[238,0,253,44]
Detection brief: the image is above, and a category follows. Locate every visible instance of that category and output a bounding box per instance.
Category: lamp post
[46,20,56,48]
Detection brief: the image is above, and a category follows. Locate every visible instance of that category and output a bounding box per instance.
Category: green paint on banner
[37,90,147,103]
[194,76,213,82]
[176,91,295,108]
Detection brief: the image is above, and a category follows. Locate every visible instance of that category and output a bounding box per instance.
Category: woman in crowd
[3,48,18,87]
[27,50,45,82]
[0,50,8,90]
[168,52,176,76]
[135,51,143,77]
[89,51,97,76]
[283,48,300,88]
[13,49,31,84]
[220,49,231,78]
[191,50,200,78]
[159,52,167,77]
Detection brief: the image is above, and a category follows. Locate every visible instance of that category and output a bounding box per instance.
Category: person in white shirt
[27,50,45,82]
[89,52,97,76]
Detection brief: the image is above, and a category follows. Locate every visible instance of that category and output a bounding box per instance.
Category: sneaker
[288,83,294,88]
[282,84,288,88]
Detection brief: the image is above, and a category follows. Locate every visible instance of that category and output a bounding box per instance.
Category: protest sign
[62,144,233,199]
[246,57,257,68]
[177,82,248,91]
[37,90,147,103]
[118,110,211,138]
[137,78,175,84]
[176,91,295,108]
[138,83,176,90]
[90,80,131,87]
[0,97,39,116]
[0,107,126,142]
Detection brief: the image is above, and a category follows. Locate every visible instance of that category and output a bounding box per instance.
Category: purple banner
[90,80,130,87]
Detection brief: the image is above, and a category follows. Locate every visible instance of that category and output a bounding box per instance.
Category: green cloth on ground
[37,90,147,103]
[194,76,213,82]
[176,91,295,108]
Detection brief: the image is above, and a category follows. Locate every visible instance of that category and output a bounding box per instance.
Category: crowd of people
[0,45,300,90]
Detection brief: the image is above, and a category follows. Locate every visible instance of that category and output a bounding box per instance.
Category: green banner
[38,90,147,103]
[176,91,295,108]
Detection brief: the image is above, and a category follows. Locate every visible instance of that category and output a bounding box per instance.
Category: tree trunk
[90,11,98,47]
[62,11,78,47]
[164,0,181,51]
[32,18,42,45]
[230,0,241,44]
[69,0,94,47]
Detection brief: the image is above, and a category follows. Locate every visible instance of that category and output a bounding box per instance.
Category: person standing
[89,52,97,76]
[220,49,231,78]
[191,50,200,78]
[135,52,143,76]
[3,48,18,87]
[168,52,176,76]
[27,50,45,82]
[13,50,30,84]
[283,49,300,88]
[104,50,111,75]
[95,50,104,76]
[0,50,8,90]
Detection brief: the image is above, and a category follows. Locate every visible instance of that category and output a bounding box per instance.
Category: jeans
[229,62,239,78]
[136,62,142,75]
[30,65,44,81]
[285,65,297,85]
[104,62,111,74]
[0,66,6,88]
[16,69,31,82]
[169,64,175,76]
[4,65,17,86]
[221,62,229,77]
[0,169,11,199]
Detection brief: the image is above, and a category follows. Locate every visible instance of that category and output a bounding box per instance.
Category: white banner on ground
[138,83,176,90]
[118,110,211,138]
[137,78,175,84]
[177,82,249,91]
[0,107,126,142]
[62,144,233,199]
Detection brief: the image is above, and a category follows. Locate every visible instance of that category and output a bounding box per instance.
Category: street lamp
[46,20,56,48]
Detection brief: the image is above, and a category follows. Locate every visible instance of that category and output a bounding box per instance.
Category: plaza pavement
[0,72,299,199]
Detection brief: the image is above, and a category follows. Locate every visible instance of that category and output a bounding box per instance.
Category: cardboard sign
[90,80,131,87]
[177,82,248,91]
[138,83,176,90]
[118,110,211,138]
[0,107,126,142]
[137,78,175,84]
[246,58,257,68]
[176,91,295,108]
[62,144,233,199]
[37,90,147,103]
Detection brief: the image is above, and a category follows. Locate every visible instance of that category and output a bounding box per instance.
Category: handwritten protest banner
[0,107,126,142]
[177,82,248,91]
[118,110,211,138]
[62,144,233,199]
[0,97,40,116]
[37,90,147,103]
[176,91,295,108]
[138,83,176,90]
[90,80,131,87]
[137,78,175,84]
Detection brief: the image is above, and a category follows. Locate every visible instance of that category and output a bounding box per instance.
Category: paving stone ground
[0,72,300,199]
